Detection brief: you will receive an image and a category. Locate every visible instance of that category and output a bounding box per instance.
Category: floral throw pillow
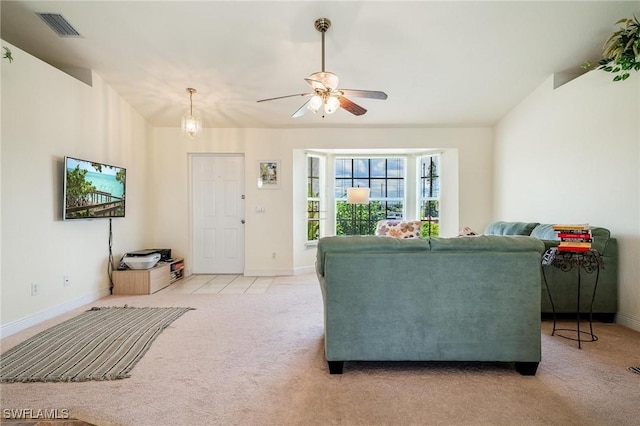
[376,220,423,238]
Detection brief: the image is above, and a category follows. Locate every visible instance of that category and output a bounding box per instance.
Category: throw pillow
[458,226,479,236]
[376,220,422,238]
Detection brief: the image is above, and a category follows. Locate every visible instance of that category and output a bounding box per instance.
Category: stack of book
[170,260,184,281]
[552,224,592,252]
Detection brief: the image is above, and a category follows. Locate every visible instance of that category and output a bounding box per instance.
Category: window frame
[303,150,442,240]
[418,154,441,237]
[306,154,322,243]
[334,156,407,235]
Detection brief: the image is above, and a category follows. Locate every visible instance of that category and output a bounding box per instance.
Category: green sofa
[316,235,545,375]
[484,221,618,321]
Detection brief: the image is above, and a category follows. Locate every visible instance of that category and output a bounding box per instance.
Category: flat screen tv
[63,156,126,220]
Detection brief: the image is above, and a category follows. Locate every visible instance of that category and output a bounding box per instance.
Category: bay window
[306,151,441,240]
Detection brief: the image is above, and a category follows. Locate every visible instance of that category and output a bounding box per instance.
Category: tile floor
[156,274,274,295]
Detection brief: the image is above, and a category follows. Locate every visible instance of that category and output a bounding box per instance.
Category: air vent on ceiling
[36,13,82,37]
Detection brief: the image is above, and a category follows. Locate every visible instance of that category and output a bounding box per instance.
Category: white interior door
[191,154,245,274]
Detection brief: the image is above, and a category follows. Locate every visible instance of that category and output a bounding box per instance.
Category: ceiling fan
[257,17,388,118]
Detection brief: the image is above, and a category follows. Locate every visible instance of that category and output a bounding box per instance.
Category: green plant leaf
[2,46,12,63]
[598,16,639,81]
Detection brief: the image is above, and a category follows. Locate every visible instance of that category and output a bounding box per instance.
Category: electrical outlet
[272,252,276,259]
[31,282,40,296]
[63,275,70,287]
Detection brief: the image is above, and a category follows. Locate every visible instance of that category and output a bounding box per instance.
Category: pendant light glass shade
[182,113,201,138]
[182,88,201,138]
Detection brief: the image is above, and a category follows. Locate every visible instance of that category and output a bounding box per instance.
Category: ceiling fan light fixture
[182,88,201,139]
[307,95,323,113]
[309,71,339,90]
[256,17,387,118]
[324,96,340,114]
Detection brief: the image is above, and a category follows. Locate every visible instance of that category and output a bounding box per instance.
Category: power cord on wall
[108,218,114,294]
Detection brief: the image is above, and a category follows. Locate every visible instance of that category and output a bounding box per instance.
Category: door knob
[241,219,245,224]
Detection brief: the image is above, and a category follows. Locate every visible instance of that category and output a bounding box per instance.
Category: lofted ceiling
[2,1,639,129]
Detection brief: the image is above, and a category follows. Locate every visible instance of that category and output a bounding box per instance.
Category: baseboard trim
[0,289,110,339]
[616,312,640,332]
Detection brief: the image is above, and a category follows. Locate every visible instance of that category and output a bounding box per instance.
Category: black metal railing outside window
[335,158,405,235]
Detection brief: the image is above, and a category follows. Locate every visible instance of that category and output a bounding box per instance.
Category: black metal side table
[541,248,603,348]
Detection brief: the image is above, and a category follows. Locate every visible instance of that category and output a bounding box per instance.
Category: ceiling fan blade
[339,89,388,100]
[257,93,311,103]
[339,96,367,116]
[292,100,310,118]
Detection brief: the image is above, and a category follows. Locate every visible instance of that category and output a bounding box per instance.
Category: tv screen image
[63,156,126,220]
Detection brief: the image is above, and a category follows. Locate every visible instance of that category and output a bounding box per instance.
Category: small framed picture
[258,160,280,189]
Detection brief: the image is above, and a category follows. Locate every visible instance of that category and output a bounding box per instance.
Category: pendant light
[182,88,201,138]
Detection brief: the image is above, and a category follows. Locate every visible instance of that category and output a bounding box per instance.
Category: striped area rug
[1,306,193,382]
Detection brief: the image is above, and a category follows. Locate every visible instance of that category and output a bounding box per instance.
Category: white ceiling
[2,1,639,128]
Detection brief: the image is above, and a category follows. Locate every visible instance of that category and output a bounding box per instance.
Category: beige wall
[0,41,493,335]
[6,39,638,336]
[7,38,637,336]
[1,43,150,333]
[494,71,640,331]
[148,127,493,276]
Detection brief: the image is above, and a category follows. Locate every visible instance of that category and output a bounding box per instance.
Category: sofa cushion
[429,235,545,253]
[484,221,539,236]
[375,220,422,238]
[530,224,558,240]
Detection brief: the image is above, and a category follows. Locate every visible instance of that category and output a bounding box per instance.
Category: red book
[557,232,592,239]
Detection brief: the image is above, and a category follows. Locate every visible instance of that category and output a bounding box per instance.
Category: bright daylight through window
[306,153,441,241]
[335,158,405,235]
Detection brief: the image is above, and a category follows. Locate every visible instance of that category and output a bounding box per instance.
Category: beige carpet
[1,273,639,426]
